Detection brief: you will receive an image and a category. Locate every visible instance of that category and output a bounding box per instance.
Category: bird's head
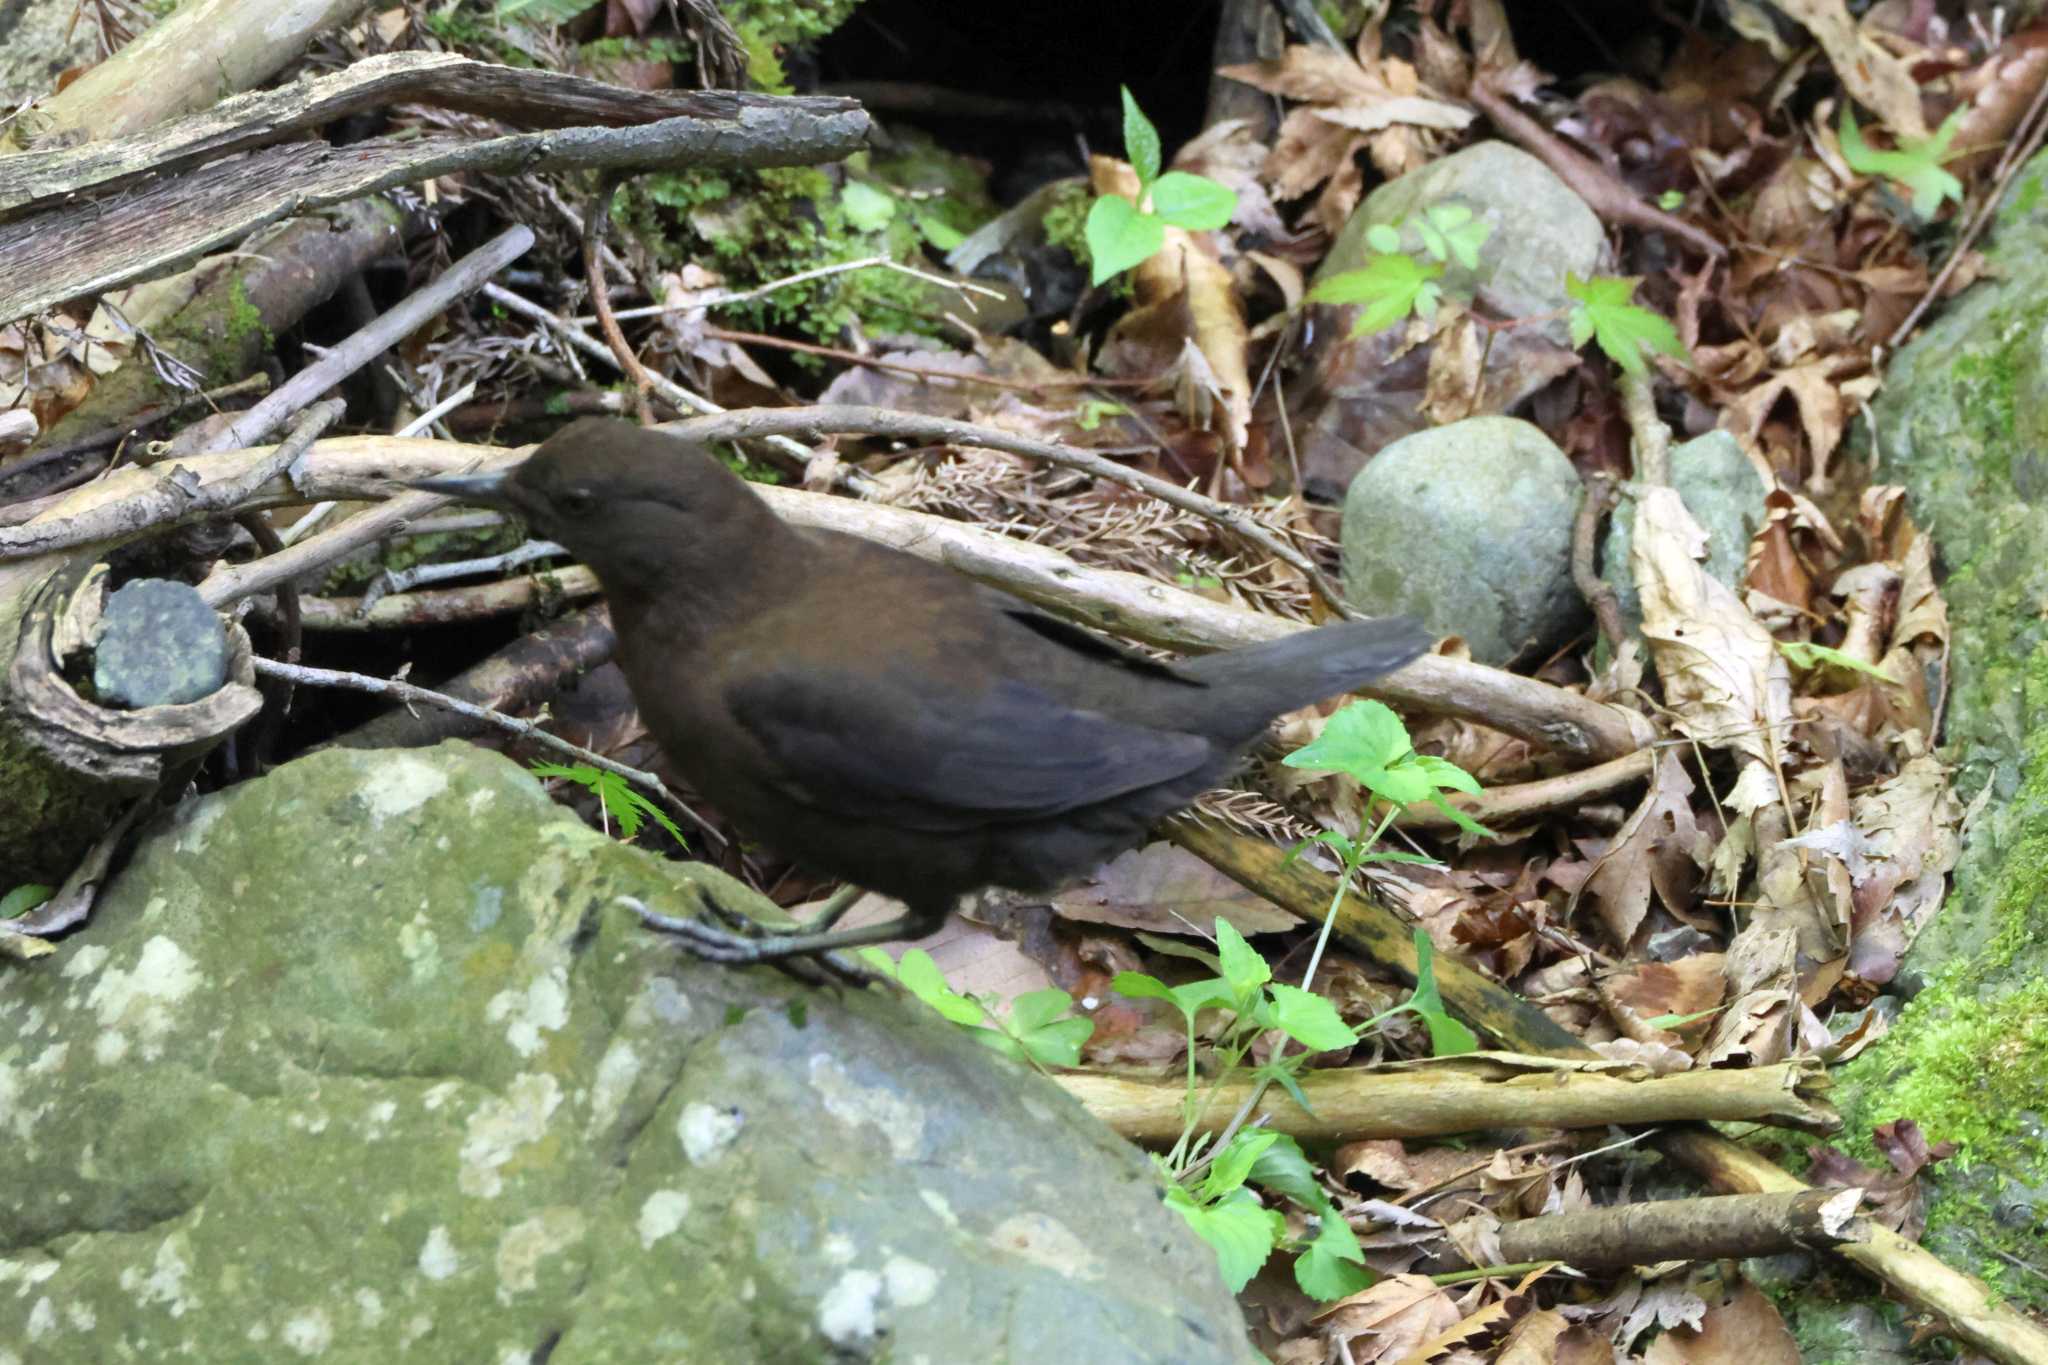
[407,419,777,592]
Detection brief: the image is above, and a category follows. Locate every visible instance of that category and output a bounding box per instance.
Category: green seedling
[1083,89,1238,285]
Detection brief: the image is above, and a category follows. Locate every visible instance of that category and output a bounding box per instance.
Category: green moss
[1041,181,1095,267]
[221,277,270,353]
[619,159,984,345]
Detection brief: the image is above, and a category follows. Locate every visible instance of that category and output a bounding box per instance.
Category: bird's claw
[615,895,877,985]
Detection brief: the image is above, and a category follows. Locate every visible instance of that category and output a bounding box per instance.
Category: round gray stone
[92,577,230,708]
[1341,415,1586,665]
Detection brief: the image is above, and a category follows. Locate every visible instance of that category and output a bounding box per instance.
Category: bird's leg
[620,892,952,965]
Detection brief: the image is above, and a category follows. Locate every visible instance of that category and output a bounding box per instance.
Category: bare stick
[298,568,602,631]
[253,657,719,844]
[1395,747,1656,830]
[663,404,1354,618]
[1571,471,1627,654]
[591,255,1003,321]
[582,170,654,426]
[1058,1057,1835,1142]
[161,227,534,458]
[479,283,879,495]
[1473,1189,1868,1270]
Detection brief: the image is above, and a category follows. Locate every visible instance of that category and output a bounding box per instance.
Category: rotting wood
[0,50,859,219]
[0,70,867,324]
[1465,1189,1869,1271]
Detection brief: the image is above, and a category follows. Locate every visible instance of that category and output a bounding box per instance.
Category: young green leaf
[1074,398,1129,430]
[1202,1128,1282,1200]
[1426,202,1491,270]
[1246,1134,1323,1210]
[1364,223,1402,253]
[1149,171,1237,231]
[1280,700,1421,800]
[1017,1015,1093,1068]
[1306,253,1444,335]
[0,884,54,919]
[1839,107,1965,220]
[1121,86,1163,186]
[1294,1211,1373,1301]
[1167,1184,1284,1292]
[1214,919,1273,997]
[1084,195,1167,285]
[915,212,966,251]
[1565,273,1688,378]
[894,949,987,1026]
[1266,983,1360,1052]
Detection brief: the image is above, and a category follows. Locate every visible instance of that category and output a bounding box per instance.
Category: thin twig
[664,404,1357,619]
[1619,371,1670,486]
[480,282,881,496]
[587,254,1003,321]
[700,325,1157,392]
[254,657,722,845]
[582,170,654,426]
[1572,472,1627,653]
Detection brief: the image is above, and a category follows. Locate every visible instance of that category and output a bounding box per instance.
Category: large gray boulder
[1823,146,2048,1324]
[0,741,1255,1364]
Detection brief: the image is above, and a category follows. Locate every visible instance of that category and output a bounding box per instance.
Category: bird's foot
[615,894,880,985]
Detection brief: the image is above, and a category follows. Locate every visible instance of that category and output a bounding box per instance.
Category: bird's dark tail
[1175,615,1433,735]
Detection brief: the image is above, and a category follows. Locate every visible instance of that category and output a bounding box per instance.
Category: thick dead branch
[328,606,615,750]
[294,568,602,631]
[1,51,859,219]
[1470,1190,1869,1270]
[0,74,867,323]
[1060,1056,1835,1143]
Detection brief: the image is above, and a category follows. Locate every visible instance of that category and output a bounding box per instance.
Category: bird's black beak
[405,469,515,507]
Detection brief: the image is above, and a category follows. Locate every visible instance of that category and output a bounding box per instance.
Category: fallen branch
[296,568,601,630]
[1,66,867,322]
[1060,1055,1835,1143]
[1395,747,1656,830]
[327,605,616,751]
[253,657,719,846]
[17,432,1649,764]
[1463,1189,1868,1271]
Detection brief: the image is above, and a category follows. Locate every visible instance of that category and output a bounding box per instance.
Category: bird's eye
[557,487,598,517]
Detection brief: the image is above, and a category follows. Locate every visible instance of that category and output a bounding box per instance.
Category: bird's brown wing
[725,670,1215,832]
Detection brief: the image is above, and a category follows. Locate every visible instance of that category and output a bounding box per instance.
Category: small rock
[1342,415,1586,665]
[1293,142,1609,495]
[92,577,230,707]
